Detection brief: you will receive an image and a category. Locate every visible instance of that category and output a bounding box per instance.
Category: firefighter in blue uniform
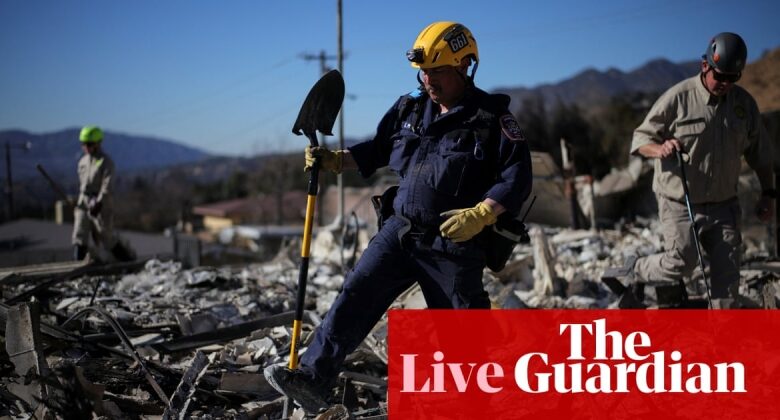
[265,21,533,413]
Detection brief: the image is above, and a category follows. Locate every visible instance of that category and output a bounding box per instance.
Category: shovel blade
[292,69,345,142]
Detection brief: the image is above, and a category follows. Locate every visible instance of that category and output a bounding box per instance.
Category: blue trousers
[299,215,490,381]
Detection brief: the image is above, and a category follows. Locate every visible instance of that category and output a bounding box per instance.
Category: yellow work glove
[439,202,497,243]
[304,146,344,174]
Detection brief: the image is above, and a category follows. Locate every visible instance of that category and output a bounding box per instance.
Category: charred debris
[1,219,779,419]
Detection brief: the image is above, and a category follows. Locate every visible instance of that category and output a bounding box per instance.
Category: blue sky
[1,0,778,156]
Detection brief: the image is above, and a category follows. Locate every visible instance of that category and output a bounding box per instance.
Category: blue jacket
[349,87,532,227]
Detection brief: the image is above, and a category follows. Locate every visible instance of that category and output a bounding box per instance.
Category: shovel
[676,148,713,308]
[288,70,345,370]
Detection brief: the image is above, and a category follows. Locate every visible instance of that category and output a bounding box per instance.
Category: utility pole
[301,50,337,78]
[4,142,12,220]
[337,0,345,230]
[301,50,340,149]
[301,50,338,227]
[4,140,31,221]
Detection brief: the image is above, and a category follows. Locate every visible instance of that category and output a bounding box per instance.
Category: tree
[588,91,658,169]
[551,103,610,178]
[515,95,551,153]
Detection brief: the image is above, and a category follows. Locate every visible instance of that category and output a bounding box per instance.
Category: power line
[122,55,298,132]
[300,50,339,76]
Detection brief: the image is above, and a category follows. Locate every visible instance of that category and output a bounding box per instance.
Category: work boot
[602,255,638,293]
[264,364,329,414]
[602,255,646,309]
[73,245,87,261]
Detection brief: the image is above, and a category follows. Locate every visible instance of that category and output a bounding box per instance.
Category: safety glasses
[711,69,741,83]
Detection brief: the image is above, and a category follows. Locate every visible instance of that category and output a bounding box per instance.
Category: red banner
[388,310,780,419]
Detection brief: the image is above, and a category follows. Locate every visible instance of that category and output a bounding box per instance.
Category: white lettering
[560,322,592,360]
[594,318,625,360]
[624,331,651,361]
[715,362,746,392]
[669,350,683,392]
[584,363,612,393]
[685,363,713,393]
[515,352,549,393]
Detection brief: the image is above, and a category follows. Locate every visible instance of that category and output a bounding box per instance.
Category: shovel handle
[287,70,344,372]
[289,161,320,369]
[306,132,319,148]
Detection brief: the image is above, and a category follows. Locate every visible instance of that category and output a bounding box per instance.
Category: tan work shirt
[77,151,115,207]
[631,74,771,204]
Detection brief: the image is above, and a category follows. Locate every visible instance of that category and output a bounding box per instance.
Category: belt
[396,215,438,250]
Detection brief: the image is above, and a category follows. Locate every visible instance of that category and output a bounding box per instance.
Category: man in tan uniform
[626,33,774,300]
[72,126,134,262]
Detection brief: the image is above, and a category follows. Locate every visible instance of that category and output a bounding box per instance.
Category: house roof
[192,192,308,222]
[192,198,255,218]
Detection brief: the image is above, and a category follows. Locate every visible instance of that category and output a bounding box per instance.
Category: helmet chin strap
[455,60,477,87]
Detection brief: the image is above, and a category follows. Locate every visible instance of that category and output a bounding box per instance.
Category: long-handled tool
[37,162,104,253]
[288,70,345,370]
[36,163,75,207]
[676,149,713,308]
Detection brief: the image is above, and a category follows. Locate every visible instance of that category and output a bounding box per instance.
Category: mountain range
[0,128,210,182]
[495,47,780,116]
[495,58,701,115]
[739,47,780,113]
[3,46,778,187]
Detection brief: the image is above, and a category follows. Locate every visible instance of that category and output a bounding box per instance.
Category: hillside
[0,128,211,182]
[739,47,780,112]
[494,58,700,115]
[494,46,780,117]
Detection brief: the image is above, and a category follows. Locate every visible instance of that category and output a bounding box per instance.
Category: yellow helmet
[407,21,478,70]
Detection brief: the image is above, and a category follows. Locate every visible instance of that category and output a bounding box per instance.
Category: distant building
[318,184,391,232]
[192,192,308,233]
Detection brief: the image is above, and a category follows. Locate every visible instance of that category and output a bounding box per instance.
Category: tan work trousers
[72,202,117,250]
[634,195,742,298]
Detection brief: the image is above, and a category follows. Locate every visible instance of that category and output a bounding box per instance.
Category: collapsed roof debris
[1,216,778,418]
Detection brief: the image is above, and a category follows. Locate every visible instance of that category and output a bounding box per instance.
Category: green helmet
[703,32,747,74]
[79,125,104,143]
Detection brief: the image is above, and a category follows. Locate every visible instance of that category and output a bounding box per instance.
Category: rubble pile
[0,247,387,419]
[1,218,778,419]
[492,219,780,309]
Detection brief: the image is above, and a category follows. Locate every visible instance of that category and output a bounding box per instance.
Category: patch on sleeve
[500,114,525,142]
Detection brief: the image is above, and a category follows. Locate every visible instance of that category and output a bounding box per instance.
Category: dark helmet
[703,32,747,74]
